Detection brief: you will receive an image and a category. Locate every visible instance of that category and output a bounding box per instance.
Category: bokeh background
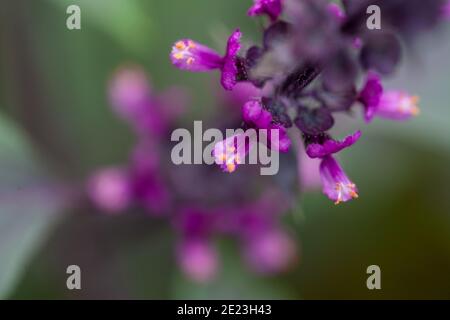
[0,0,450,299]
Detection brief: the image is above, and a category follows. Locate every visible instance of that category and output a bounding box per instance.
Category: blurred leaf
[0,114,67,298]
[47,0,154,56]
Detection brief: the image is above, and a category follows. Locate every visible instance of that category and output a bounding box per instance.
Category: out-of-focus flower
[87,167,131,213]
[327,3,346,22]
[220,81,262,111]
[108,65,187,137]
[109,66,151,120]
[130,142,171,215]
[443,1,450,19]
[177,238,219,283]
[359,73,420,122]
[243,228,297,274]
[298,145,322,191]
[375,91,420,121]
[248,0,283,22]
[171,30,242,90]
[320,156,358,205]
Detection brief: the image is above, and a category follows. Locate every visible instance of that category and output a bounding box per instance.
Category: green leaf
[47,0,154,56]
[0,114,67,298]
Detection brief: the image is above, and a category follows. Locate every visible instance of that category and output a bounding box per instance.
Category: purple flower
[242,100,273,128]
[248,0,283,22]
[242,100,291,152]
[243,228,297,274]
[108,66,152,121]
[320,156,358,205]
[327,3,346,22]
[443,1,450,19]
[220,82,262,111]
[359,72,384,123]
[306,131,362,159]
[171,29,241,90]
[177,238,219,283]
[298,144,322,191]
[130,142,172,215]
[109,66,187,137]
[87,167,131,213]
[212,133,253,173]
[376,91,420,121]
[359,73,420,122]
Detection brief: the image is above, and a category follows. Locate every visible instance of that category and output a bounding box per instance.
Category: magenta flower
[359,73,420,122]
[359,72,384,123]
[87,167,131,213]
[248,0,283,22]
[243,228,297,274]
[108,66,152,120]
[213,133,253,173]
[242,100,291,152]
[327,3,346,22]
[304,131,361,204]
[170,29,241,90]
[442,0,450,19]
[376,91,420,121]
[220,82,262,110]
[242,100,273,128]
[177,238,219,283]
[108,66,187,137]
[130,142,171,215]
[297,144,322,191]
[306,131,362,159]
[320,156,358,205]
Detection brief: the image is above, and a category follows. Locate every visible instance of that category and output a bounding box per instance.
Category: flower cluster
[87,65,298,282]
[171,0,447,204]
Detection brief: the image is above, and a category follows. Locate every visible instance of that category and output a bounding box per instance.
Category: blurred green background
[0,0,449,299]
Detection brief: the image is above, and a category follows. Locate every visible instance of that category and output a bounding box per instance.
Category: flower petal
[221,29,242,90]
[319,156,358,205]
[306,131,362,159]
[248,0,283,22]
[359,72,384,123]
[170,39,223,72]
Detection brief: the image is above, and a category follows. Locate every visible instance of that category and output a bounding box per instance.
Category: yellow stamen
[187,57,195,65]
[188,41,196,48]
[175,41,186,50]
[173,52,184,60]
[226,163,236,173]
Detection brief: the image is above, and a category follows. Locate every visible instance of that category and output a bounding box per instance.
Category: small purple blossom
[242,100,273,128]
[243,228,297,274]
[220,81,262,111]
[376,91,420,121]
[87,167,131,213]
[298,148,322,191]
[248,0,283,22]
[109,66,187,137]
[242,100,291,152]
[443,1,450,19]
[212,132,254,173]
[177,238,219,283]
[320,156,359,205]
[306,131,362,159]
[171,29,242,90]
[327,3,346,22]
[359,73,420,122]
[359,72,384,123]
